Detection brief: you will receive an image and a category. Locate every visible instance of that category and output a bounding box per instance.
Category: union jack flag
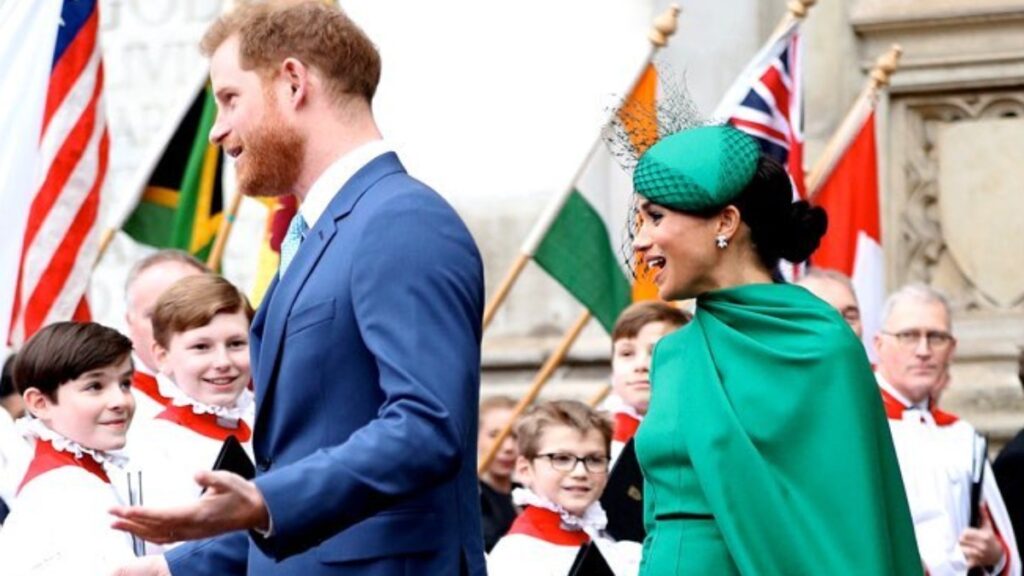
[713,20,805,199]
[8,0,107,346]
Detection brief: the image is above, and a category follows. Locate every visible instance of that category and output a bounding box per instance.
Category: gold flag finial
[870,44,903,89]
[649,4,681,48]
[787,0,817,20]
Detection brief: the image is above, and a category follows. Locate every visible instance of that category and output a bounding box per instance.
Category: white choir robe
[0,409,31,508]
[119,361,175,464]
[0,443,135,574]
[487,505,641,576]
[129,361,171,423]
[128,403,253,553]
[880,378,1021,576]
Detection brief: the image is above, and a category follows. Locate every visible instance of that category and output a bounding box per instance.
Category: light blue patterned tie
[278,213,308,278]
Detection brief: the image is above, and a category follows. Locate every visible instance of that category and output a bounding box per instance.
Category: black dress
[994,428,1024,556]
[479,480,517,552]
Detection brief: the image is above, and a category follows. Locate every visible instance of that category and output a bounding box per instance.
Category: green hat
[633,125,761,211]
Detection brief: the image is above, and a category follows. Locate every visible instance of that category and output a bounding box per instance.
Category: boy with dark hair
[0,322,136,573]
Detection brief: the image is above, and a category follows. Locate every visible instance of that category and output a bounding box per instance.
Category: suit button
[257,457,271,472]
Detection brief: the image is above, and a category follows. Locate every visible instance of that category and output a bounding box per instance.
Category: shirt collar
[872,373,929,412]
[299,139,393,229]
[875,372,929,411]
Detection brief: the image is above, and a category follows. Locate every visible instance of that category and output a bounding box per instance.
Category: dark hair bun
[778,200,828,262]
[732,156,829,269]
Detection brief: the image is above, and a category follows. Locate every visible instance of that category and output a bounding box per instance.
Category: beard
[234,109,305,198]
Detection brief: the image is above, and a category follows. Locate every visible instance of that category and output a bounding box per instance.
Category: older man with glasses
[875,283,1020,576]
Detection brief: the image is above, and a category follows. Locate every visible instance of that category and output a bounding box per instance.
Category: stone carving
[895,91,1024,312]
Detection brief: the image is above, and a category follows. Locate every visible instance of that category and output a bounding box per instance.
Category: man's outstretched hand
[110,470,269,544]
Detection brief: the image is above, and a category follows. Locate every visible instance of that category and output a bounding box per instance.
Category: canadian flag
[811,110,884,360]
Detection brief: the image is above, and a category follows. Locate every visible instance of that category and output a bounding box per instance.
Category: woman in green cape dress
[630,125,921,575]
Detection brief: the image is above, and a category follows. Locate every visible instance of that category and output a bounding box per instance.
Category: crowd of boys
[0,250,257,573]
[0,250,1020,576]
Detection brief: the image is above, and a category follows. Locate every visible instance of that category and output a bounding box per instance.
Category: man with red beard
[875,284,1019,576]
[111,2,486,576]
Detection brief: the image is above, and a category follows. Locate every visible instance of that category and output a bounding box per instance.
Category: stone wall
[852,0,1024,440]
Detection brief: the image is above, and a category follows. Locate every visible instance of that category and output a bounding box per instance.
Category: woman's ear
[716,205,742,242]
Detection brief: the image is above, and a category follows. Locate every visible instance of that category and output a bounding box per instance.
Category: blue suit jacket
[166,153,487,575]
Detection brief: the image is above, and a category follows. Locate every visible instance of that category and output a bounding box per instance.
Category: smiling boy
[0,322,136,574]
[487,400,641,576]
[130,274,255,546]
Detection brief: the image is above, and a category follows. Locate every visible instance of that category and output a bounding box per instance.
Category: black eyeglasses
[880,329,954,350]
[534,453,610,473]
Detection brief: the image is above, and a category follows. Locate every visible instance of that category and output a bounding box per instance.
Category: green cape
[636,283,920,575]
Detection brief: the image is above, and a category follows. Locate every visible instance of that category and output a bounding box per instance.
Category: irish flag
[528,65,659,333]
[811,108,884,357]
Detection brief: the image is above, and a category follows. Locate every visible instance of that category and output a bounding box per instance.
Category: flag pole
[206,188,243,270]
[91,227,117,270]
[805,44,902,200]
[480,4,681,331]
[769,0,816,43]
[587,383,612,408]
[478,310,592,476]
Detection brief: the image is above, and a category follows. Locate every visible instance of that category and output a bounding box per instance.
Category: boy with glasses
[875,284,1019,576]
[487,400,640,575]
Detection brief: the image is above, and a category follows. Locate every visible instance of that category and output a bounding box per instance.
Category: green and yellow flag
[122,84,224,260]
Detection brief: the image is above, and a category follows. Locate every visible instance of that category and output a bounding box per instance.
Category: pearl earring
[715,234,728,249]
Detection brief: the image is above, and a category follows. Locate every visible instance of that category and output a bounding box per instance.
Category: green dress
[635,283,921,575]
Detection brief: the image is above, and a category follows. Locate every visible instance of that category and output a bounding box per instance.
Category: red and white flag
[2,0,108,347]
[811,109,884,358]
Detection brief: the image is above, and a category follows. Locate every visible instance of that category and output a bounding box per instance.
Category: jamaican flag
[122,84,223,260]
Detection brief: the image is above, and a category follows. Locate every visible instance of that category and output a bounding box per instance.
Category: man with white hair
[797,268,863,338]
[875,283,1019,576]
[123,250,208,420]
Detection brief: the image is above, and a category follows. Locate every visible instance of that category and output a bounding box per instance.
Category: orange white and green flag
[528,64,660,333]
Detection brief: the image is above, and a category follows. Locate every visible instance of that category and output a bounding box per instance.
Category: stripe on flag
[9,0,108,346]
[713,20,806,280]
[714,22,805,198]
[812,110,884,359]
[531,64,660,332]
[121,84,225,261]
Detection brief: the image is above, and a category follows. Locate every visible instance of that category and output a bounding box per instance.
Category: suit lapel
[252,152,406,422]
[254,222,335,413]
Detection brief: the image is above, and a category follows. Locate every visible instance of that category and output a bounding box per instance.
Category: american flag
[8,0,107,346]
[713,20,805,199]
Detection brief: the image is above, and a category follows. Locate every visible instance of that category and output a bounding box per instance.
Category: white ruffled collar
[157,373,254,422]
[16,416,128,469]
[599,392,644,421]
[512,486,608,538]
